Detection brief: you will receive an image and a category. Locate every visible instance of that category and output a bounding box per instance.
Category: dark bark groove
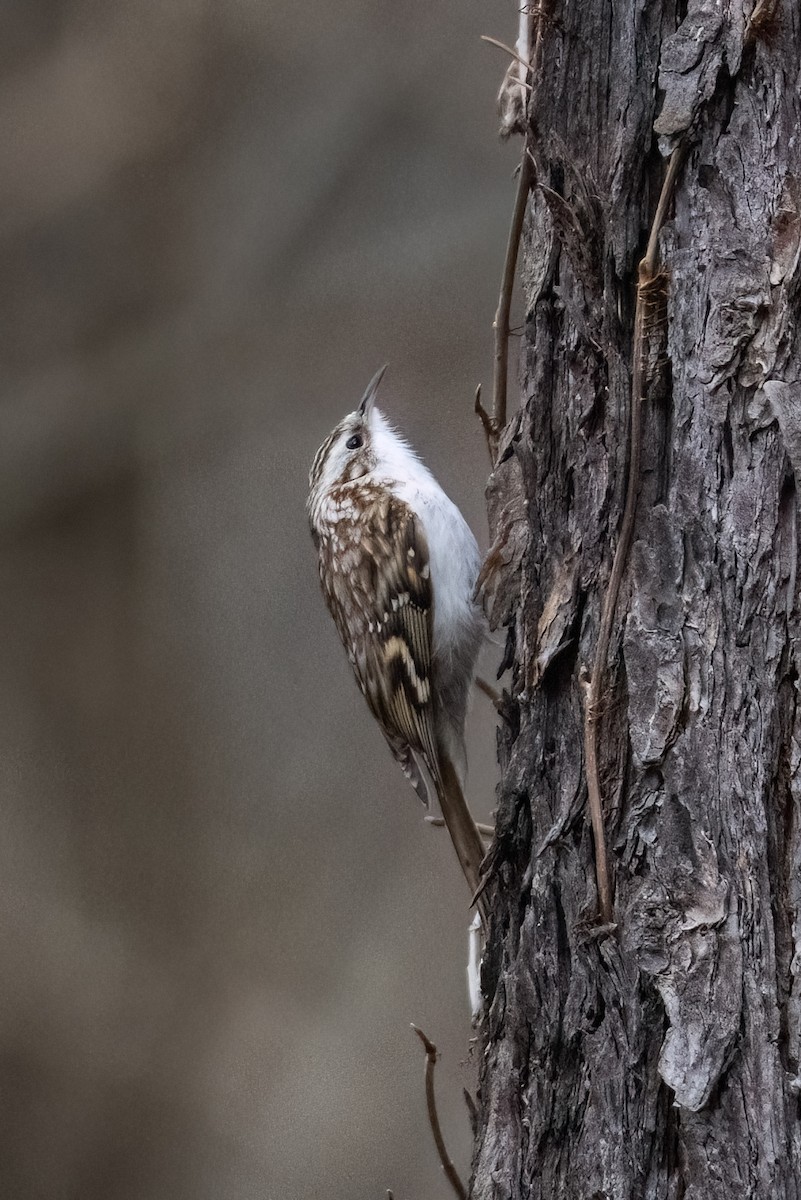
[475,1,801,1196]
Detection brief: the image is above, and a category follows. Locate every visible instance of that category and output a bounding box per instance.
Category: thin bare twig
[411,1026,467,1200]
[426,814,495,839]
[486,151,534,462]
[474,675,502,708]
[480,33,533,74]
[582,143,687,925]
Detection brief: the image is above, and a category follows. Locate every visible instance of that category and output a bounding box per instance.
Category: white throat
[367,408,439,492]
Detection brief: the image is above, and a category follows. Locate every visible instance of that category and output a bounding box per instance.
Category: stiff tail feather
[436,754,490,929]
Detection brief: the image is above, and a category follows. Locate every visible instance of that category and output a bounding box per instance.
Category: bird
[307,365,489,924]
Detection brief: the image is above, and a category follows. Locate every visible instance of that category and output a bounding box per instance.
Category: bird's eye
[346,434,363,450]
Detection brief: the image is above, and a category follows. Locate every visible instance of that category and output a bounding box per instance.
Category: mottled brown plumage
[308,368,488,924]
[313,482,439,805]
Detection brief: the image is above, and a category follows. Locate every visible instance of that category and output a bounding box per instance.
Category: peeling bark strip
[475,2,801,1198]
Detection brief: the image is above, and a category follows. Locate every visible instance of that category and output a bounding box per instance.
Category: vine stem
[583,143,687,925]
[491,150,534,459]
[476,147,534,463]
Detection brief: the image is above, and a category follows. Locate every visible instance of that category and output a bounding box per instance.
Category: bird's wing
[319,487,440,802]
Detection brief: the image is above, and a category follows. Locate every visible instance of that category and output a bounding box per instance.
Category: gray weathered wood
[473,1,801,1195]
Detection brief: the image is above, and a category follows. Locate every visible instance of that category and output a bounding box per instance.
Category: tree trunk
[474,2,801,1197]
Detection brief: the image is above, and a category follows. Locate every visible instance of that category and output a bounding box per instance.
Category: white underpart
[467,910,484,1023]
[368,407,484,779]
[368,408,481,665]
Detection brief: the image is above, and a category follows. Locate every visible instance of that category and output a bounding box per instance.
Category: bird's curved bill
[358,363,389,417]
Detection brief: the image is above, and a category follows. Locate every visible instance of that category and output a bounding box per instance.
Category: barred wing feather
[319,489,440,803]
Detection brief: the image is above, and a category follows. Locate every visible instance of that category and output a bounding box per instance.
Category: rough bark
[474,2,801,1197]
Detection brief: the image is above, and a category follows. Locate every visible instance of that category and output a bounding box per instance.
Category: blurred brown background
[0,2,518,1196]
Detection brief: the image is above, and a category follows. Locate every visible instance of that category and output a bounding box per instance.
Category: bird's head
[307,364,391,500]
[307,366,433,532]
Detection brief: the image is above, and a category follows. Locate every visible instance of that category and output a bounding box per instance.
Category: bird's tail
[436,753,490,928]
